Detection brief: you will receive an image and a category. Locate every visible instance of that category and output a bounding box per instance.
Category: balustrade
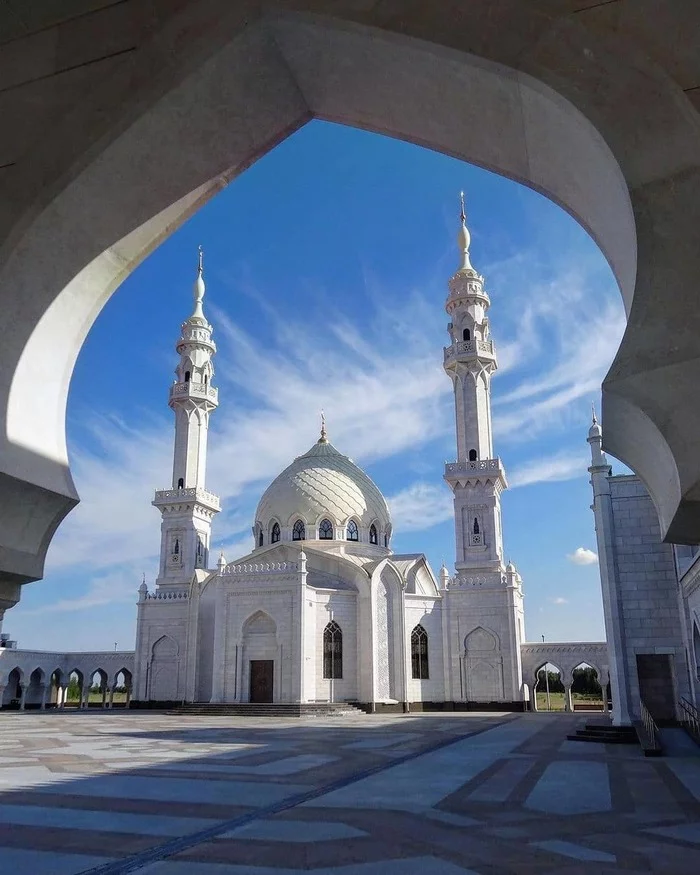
[445,458,501,475]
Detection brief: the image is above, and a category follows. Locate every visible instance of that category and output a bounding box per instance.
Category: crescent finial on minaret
[591,401,598,425]
[192,245,206,318]
[457,190,473,271]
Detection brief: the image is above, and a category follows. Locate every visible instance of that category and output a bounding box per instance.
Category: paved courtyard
[0,711,699,874]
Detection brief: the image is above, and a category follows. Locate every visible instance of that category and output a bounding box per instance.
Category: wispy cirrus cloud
[38,239,621,620]
[509,451,588,490]
[387,482,453,532]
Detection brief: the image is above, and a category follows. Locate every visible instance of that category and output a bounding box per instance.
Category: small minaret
[443,194,507,575]
[152,248,221,587]
[587,405,633,725]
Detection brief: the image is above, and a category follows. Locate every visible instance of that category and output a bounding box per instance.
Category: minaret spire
[457,191,473,272]
[318,410,328,444]
[192,245,206,320]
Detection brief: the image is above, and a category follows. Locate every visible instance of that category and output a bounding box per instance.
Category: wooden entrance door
[249,660,274,703]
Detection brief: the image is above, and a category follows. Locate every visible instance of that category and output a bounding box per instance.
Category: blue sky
[8,121,626,651]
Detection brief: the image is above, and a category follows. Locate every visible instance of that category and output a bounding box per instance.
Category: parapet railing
[679,696,700,744]
[639,697,662,754]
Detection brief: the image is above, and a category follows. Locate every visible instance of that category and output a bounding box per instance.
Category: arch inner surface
[1,5,697,609]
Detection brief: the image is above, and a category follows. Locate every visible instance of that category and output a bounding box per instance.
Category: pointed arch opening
[292,519,305,541]
[271,521,281,543]
[534,662,564,712]
[411,624,429,679]
[323,620,343,679]
[319,518,333,540]
[369,523,378,545]
[346,519,359,541]
[571,662,603,712]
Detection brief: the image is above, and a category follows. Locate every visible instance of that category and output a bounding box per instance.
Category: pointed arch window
[292,520,306,541]
[462,328,471,341]
[271,522,281,543]
[173,538,179,555]
[369,523,378,545]
[473,517,480,535]
[319,519,333,540]
[411,624,429,679]
[468,449,477,462]
[323,621,343,679]
[384,533,389,548]
[258,529,264,547]
[184,370,190,382]
[346,519,359,541]
[177,477,184,489]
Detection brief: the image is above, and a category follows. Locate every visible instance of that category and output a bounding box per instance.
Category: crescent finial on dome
[319,410,328,444]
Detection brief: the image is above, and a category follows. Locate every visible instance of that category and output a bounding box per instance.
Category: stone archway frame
[3,8,699,609]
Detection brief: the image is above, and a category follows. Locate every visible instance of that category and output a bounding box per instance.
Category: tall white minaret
[152,248,221,587]
[443,193,507,575]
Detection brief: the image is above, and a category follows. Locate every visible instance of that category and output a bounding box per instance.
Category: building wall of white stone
[311,590,358,702]
[592,472,691,723]
[404,597,444,702]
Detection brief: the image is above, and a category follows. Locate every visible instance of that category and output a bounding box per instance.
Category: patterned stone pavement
[0,710,699,874]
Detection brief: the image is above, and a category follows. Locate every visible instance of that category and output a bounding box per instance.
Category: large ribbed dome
[255,438,391,533]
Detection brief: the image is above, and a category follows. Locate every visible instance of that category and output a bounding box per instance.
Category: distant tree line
[535,667,602,695]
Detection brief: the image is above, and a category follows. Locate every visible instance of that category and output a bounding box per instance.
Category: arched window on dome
[258,529,264,547]
[271,522,280,543]
[323,621,342,679]
[292,520,305,541]
[369,523,378,545]
[319,519,333,540]
[411,625,429,679]
[346,520,359,541]
[384,532,389,548]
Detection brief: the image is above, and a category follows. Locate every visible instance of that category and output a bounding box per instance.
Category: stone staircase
[167,702,366,718]
[567,722,639,745]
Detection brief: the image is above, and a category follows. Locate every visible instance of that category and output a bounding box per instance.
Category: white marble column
[564,685,573,712]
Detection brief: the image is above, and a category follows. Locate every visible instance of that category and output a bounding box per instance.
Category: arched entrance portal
[242,612,278,703]
[0,12,643,619]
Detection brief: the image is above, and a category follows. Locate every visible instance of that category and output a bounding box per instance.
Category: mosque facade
[133,204,546,710]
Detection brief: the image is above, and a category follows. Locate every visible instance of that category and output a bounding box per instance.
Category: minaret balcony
[444,457,508,488]
[153,486,221,513]
[169,381,218,405]
[443,339,494,363]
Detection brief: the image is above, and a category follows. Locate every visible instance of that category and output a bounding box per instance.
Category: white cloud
[387,482,453,532]
[567,547,598,566]
[19,567,140,615]
[509,451,588,489]
[552,597,569,605]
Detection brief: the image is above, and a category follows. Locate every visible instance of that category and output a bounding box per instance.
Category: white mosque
[133,200,533,710]
[0,200,608,713]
